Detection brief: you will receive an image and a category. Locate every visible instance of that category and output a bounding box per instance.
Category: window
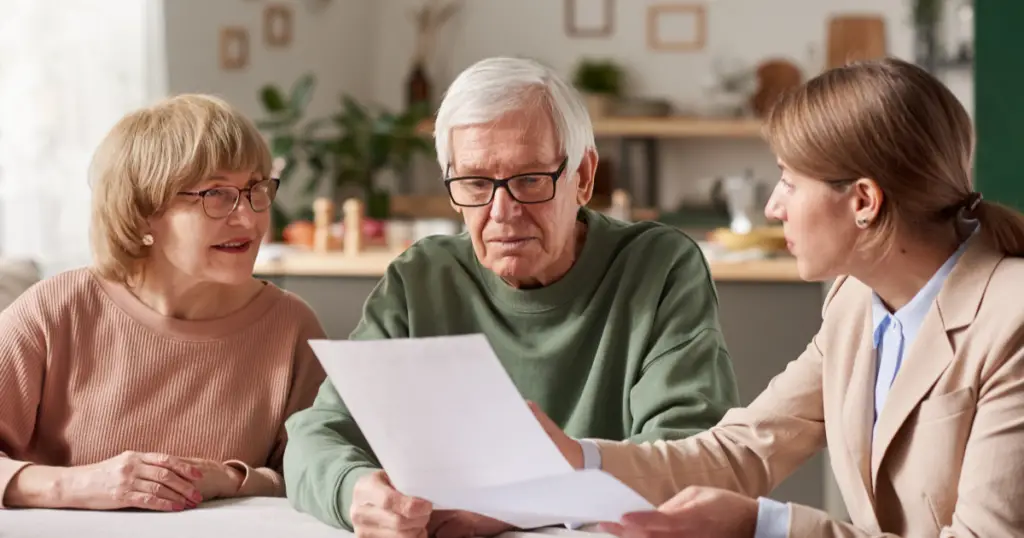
[0,0,166,276]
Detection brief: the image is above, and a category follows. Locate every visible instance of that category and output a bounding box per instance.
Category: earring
[855,217,870,228]
[142,233,154,246]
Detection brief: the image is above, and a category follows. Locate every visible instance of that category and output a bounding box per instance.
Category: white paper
[308,334,655,528]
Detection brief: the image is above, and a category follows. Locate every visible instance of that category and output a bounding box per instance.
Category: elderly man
[283,56,740,537]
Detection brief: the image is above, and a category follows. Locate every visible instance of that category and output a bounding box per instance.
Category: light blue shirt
[754,238,970,537]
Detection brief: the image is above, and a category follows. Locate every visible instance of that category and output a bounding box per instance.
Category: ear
[574,148,598,206]
[850,178,883,225]
[448,199,462,215]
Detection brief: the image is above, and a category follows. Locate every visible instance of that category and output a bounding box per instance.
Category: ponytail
[975,200,1024,257]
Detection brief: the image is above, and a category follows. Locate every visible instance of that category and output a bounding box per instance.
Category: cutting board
[826,15,887,68]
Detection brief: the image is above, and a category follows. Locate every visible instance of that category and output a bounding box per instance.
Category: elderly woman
[0,94,326,512]
[284,57,741,536]
[536,58,1024,537]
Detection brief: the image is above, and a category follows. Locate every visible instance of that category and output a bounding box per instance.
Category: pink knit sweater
[0,268,326,506]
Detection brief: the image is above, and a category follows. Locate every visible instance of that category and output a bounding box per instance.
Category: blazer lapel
[842,309,877,502]
[869,237,1004,485]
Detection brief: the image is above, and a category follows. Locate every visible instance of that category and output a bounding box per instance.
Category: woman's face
[764,160,863,281]
[146,170,272,286]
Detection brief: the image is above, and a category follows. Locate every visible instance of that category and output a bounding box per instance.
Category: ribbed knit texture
[0,268,326,506]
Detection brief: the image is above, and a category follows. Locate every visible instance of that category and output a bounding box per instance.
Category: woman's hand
[178,458,244,500]
[526,401,583,469]
[350,470,432,538]
[599,487,758,538]
[56,451,204,511]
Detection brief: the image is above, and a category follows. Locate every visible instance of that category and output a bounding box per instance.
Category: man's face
[447,110,596,288]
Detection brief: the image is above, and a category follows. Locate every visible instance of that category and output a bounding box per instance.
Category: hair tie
[964,192,983,213]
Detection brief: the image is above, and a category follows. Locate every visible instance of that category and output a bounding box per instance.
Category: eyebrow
[452,160,559,177]
[205,175,262,187]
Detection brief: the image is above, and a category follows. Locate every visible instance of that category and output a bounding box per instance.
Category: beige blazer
[594,237,1024,537]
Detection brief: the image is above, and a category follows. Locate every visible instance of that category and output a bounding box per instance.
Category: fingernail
[173,503,185,511]
[192,491,203,502]
[192,468,203,479]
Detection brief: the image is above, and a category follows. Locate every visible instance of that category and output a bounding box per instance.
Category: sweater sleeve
[625,236,741,443]
[225,300,328,498]
[0,290,48,508]
[283,264,409,529]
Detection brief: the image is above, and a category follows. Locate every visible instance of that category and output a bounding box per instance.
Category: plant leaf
[290,73,317,113]
[260,85,288,112]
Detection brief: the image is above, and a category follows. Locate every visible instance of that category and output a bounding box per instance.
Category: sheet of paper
[428,469,655,529]
[308,334,574,496]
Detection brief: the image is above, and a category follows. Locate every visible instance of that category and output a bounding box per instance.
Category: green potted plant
[256,74,434,235]
[572,58,625,118]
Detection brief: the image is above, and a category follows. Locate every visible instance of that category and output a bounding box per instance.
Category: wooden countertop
[253,247,806,282]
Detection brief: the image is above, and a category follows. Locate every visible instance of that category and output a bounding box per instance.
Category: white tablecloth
[0,498,601,538]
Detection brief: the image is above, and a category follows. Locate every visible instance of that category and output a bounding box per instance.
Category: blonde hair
[89,94,272,282]
[765,57,1024,257]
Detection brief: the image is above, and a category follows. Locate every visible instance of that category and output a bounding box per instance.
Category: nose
[764,186,786,222]
[227,195,258,227]
[489,186,521,222]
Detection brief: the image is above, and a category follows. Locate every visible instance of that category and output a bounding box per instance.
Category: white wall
[368,0,974,209]
[163,0,374,121]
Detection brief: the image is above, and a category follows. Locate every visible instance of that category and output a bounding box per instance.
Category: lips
[212,237,254,253]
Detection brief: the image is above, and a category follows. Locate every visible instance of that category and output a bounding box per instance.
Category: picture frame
[264,4,294,47]
[646,3,707,52]
[564,0,614,38]
[219,27,249,70]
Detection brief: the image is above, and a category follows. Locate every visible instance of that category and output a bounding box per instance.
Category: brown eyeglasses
[177,178,280,219]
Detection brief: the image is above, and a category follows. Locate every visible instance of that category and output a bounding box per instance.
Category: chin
[795,257,839,282]
[485,256,535,282]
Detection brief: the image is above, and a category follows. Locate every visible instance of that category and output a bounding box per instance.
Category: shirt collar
[871,231,974,348]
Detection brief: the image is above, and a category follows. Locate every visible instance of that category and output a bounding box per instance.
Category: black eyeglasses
[177,178,280,219]
[443,158,567,207]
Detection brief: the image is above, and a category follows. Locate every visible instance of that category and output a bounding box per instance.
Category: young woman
[0,94,326,512]
[534,57,1024,537]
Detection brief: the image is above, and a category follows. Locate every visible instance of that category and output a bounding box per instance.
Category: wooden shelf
[592,116,764,138]
[418,116,764,139]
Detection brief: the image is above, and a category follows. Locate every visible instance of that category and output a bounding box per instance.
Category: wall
[163,0,374,123]
[974,1,1024,210]
[369,0,974,209]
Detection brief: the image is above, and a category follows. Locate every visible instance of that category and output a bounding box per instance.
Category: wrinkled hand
[60,451,204,511]
[428,510,514,538]
[178,458,244,501]
[527,401,583,469]
[350,470,432,538]
[600,487,758,538]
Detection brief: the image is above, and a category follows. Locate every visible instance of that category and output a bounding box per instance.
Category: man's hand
[350,470,432,538]
[599,486,758,538]
[527,401,583,469]
[428,510,514,538]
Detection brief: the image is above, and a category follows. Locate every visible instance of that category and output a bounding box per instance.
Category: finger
[140,452,203,481]
[132,478,193,508]
[527,401,562,436]
[352,503,430,531]
[377,491,432,519]
[136,463,202,504]
[621,510,680,531]
[598,523,629,537]
[122,490,181,512]
[427,510,460,535]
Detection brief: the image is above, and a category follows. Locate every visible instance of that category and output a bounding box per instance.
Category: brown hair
[764,57,1024,257]
[88,94,272,282]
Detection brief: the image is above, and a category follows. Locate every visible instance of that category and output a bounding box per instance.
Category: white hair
[433,57,596,178]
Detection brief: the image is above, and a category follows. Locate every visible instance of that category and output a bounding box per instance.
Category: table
[0,497,603,538]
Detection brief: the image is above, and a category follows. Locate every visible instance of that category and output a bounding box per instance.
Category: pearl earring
[142,234,154,246]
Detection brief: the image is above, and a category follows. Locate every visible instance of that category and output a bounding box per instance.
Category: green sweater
[283,208,740,529]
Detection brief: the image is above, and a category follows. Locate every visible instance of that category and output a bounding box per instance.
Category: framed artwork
[565,0,614,38]
[264,4,294,47]
[647,3,707,52]
[219,27,249,70]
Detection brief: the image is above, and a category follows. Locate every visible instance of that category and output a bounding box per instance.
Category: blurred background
[0,0,1016,522]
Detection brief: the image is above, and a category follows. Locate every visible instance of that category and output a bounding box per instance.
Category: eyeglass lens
[202,179,278,218]
[448,175,554,206]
